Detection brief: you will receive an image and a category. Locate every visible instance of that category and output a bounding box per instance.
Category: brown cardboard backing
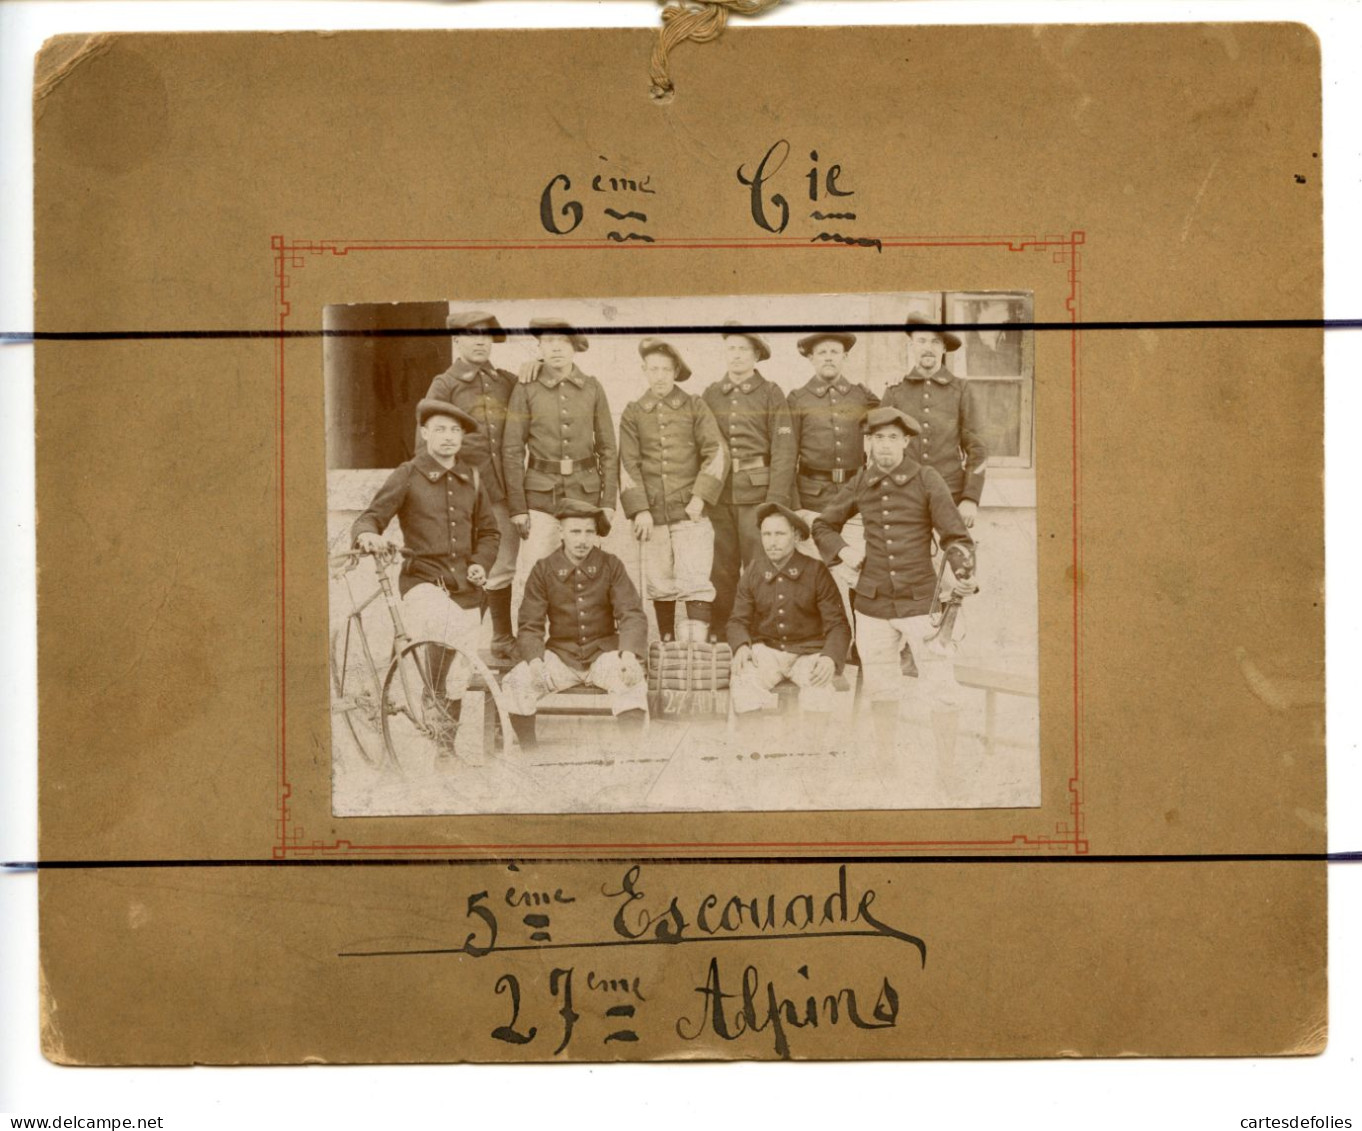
[33,25,1325,1062]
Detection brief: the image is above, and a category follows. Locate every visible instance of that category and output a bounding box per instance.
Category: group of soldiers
[350,308,987,760]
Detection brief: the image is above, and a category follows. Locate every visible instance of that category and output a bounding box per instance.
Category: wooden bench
[470,652,636,748]
[953,663,1039,756]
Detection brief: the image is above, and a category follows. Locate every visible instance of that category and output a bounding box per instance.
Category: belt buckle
[559,458,574,475]
[831,468,848,484]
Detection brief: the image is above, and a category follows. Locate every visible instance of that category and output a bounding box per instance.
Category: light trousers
[502,650,649,716]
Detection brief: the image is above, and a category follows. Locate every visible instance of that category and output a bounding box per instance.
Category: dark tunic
[881,367,988,504]
[422,358,518,496]
[351,452,500,609]
[812,455,973,620]
[787,374,879,509]
[727,550,852,671]
[516,547,648,669]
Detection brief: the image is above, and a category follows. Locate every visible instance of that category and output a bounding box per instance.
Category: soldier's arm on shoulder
[692,397,728,506]
[809,477,860,562]
[514,562,550,661]
[351,464,409,543]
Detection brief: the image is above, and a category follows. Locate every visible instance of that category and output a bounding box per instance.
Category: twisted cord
[650,0,782,97]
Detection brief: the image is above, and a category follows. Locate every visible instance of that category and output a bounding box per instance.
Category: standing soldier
[502,318,619,597]
[618,337,728,643]
[421,310,520,661]
[701,320,797,641]
[881,312,988,527]
[788,330,878,517]
[502,501,649,749]
[812,407,977,773]
[352,400,501,758]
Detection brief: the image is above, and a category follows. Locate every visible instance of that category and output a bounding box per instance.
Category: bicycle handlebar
[328,544,419,574]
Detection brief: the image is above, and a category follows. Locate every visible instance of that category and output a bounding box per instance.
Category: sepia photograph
[323,293,1040,816]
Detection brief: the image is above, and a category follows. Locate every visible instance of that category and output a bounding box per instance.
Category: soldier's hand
[732,644,753,671]
[957,500,979,528]
[528,657,548,686]
[619,652,643,687]
[466,564,487,587]
[684,495,705,522]
[808,655,836,687]
[511,513,531,540]
[838,545,866,572]
[952,576,979,599]
[632,512,654,542]
[517,360,542,385]
[356,533,390,556]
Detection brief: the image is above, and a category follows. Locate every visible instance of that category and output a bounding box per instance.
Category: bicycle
[328,545,517,770]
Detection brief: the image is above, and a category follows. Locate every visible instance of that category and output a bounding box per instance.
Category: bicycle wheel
[330,618,388,768]
[381,639,515,770]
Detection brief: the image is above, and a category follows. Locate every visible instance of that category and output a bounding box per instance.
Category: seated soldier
[351,399,500,759]
[502,500,649,749]
[727,502,851,741]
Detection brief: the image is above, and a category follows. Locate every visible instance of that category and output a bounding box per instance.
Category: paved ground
[332,671,1040,816]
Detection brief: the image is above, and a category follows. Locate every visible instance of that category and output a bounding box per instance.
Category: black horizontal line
[2,318,1359,344]
[339,927,886,959]
[4,852,1358,871]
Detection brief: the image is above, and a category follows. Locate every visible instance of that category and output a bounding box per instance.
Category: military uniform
[881,367,988,505]
[502,364,619,588]
[788,374,879,511]
[351,446,500,707]
[812,452,973,705]
[423,357,520,593]
[619,382,728,629]
[727,548,851,716]
[701,370,797,633]
[503,545,649,717]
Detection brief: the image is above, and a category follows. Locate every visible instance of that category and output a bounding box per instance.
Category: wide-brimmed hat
[755,501,810,541]
[554,499,611,536]
[638,337,692,382]
[904,313,961,352]
[721,320,772,362]
[796,331,857,356]
[417,398,479,432]
[528,318,589,352]
[445,310,506,341]
[862,405,922,437]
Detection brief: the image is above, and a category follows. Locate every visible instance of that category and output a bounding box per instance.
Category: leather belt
[529,455,596,476]
[733,455,770,472]
[799,465,853,484]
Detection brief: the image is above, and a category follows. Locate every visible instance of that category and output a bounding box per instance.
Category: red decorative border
[271,232,1086,858]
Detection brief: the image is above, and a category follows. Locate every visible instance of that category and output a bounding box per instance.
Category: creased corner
[33,33,115,111]
[38,957,79,1066]
[1282,1011,1328,1057]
